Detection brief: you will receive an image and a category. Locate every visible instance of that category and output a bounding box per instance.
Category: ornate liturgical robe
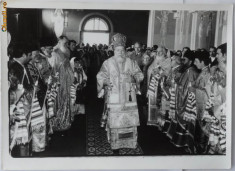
[97,57,143,105]
[97,57,143,149]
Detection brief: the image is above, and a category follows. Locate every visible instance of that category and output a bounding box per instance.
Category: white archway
[79,13,114,45]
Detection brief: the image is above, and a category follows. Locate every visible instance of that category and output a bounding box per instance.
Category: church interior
[7,8,227,157]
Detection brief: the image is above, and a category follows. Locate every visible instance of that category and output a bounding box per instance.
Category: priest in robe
[193,51,211,154]
[168,50,199,154]
[8,43,34,156]
[97,33,144,154]
[146,46,171,127]
[50,36,74,133]
[164,54,182,134]
[206,43,227,154]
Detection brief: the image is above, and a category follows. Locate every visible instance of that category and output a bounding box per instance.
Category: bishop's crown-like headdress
[112,33,126,48]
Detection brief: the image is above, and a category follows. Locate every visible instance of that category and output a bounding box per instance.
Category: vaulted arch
[79,13,114,45]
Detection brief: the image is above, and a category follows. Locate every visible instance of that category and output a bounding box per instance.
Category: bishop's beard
[115,55,126,63]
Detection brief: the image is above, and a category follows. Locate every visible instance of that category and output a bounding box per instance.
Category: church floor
[32,83,187,157]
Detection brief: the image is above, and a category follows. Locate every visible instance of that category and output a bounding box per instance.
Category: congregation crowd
[8,33,227,156]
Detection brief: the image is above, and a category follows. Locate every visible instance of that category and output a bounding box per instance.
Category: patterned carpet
[86,113,143,156]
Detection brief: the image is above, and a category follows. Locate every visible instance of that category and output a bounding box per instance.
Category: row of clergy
[8,36,87,156]
[96,33,226,155]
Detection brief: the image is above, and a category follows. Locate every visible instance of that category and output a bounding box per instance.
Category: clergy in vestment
[169,50,199,154]
[50,36,74,132]
[206,43,227,154]
[97,33,144,153]
[8,43,34,156]
[164,54,182,135]
[193,51,211,154]
[146,46,171,127]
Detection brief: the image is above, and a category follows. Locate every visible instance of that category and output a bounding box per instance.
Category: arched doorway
[80,13,113,45]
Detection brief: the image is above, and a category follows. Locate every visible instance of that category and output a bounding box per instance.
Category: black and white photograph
[1,1,233,170]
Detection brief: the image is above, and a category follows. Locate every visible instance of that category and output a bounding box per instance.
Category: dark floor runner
[86,112,143,156]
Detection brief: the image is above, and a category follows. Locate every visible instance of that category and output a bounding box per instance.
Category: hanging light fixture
[51,9,64,38]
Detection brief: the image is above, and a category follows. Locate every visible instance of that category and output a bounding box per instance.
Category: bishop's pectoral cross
[129,85,133,102]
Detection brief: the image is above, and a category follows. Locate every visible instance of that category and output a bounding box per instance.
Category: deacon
[193,51,211,154]
[168,50,199,153]
[8,43,34,156]
[164,54,182,134]
[206,43,227,154]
